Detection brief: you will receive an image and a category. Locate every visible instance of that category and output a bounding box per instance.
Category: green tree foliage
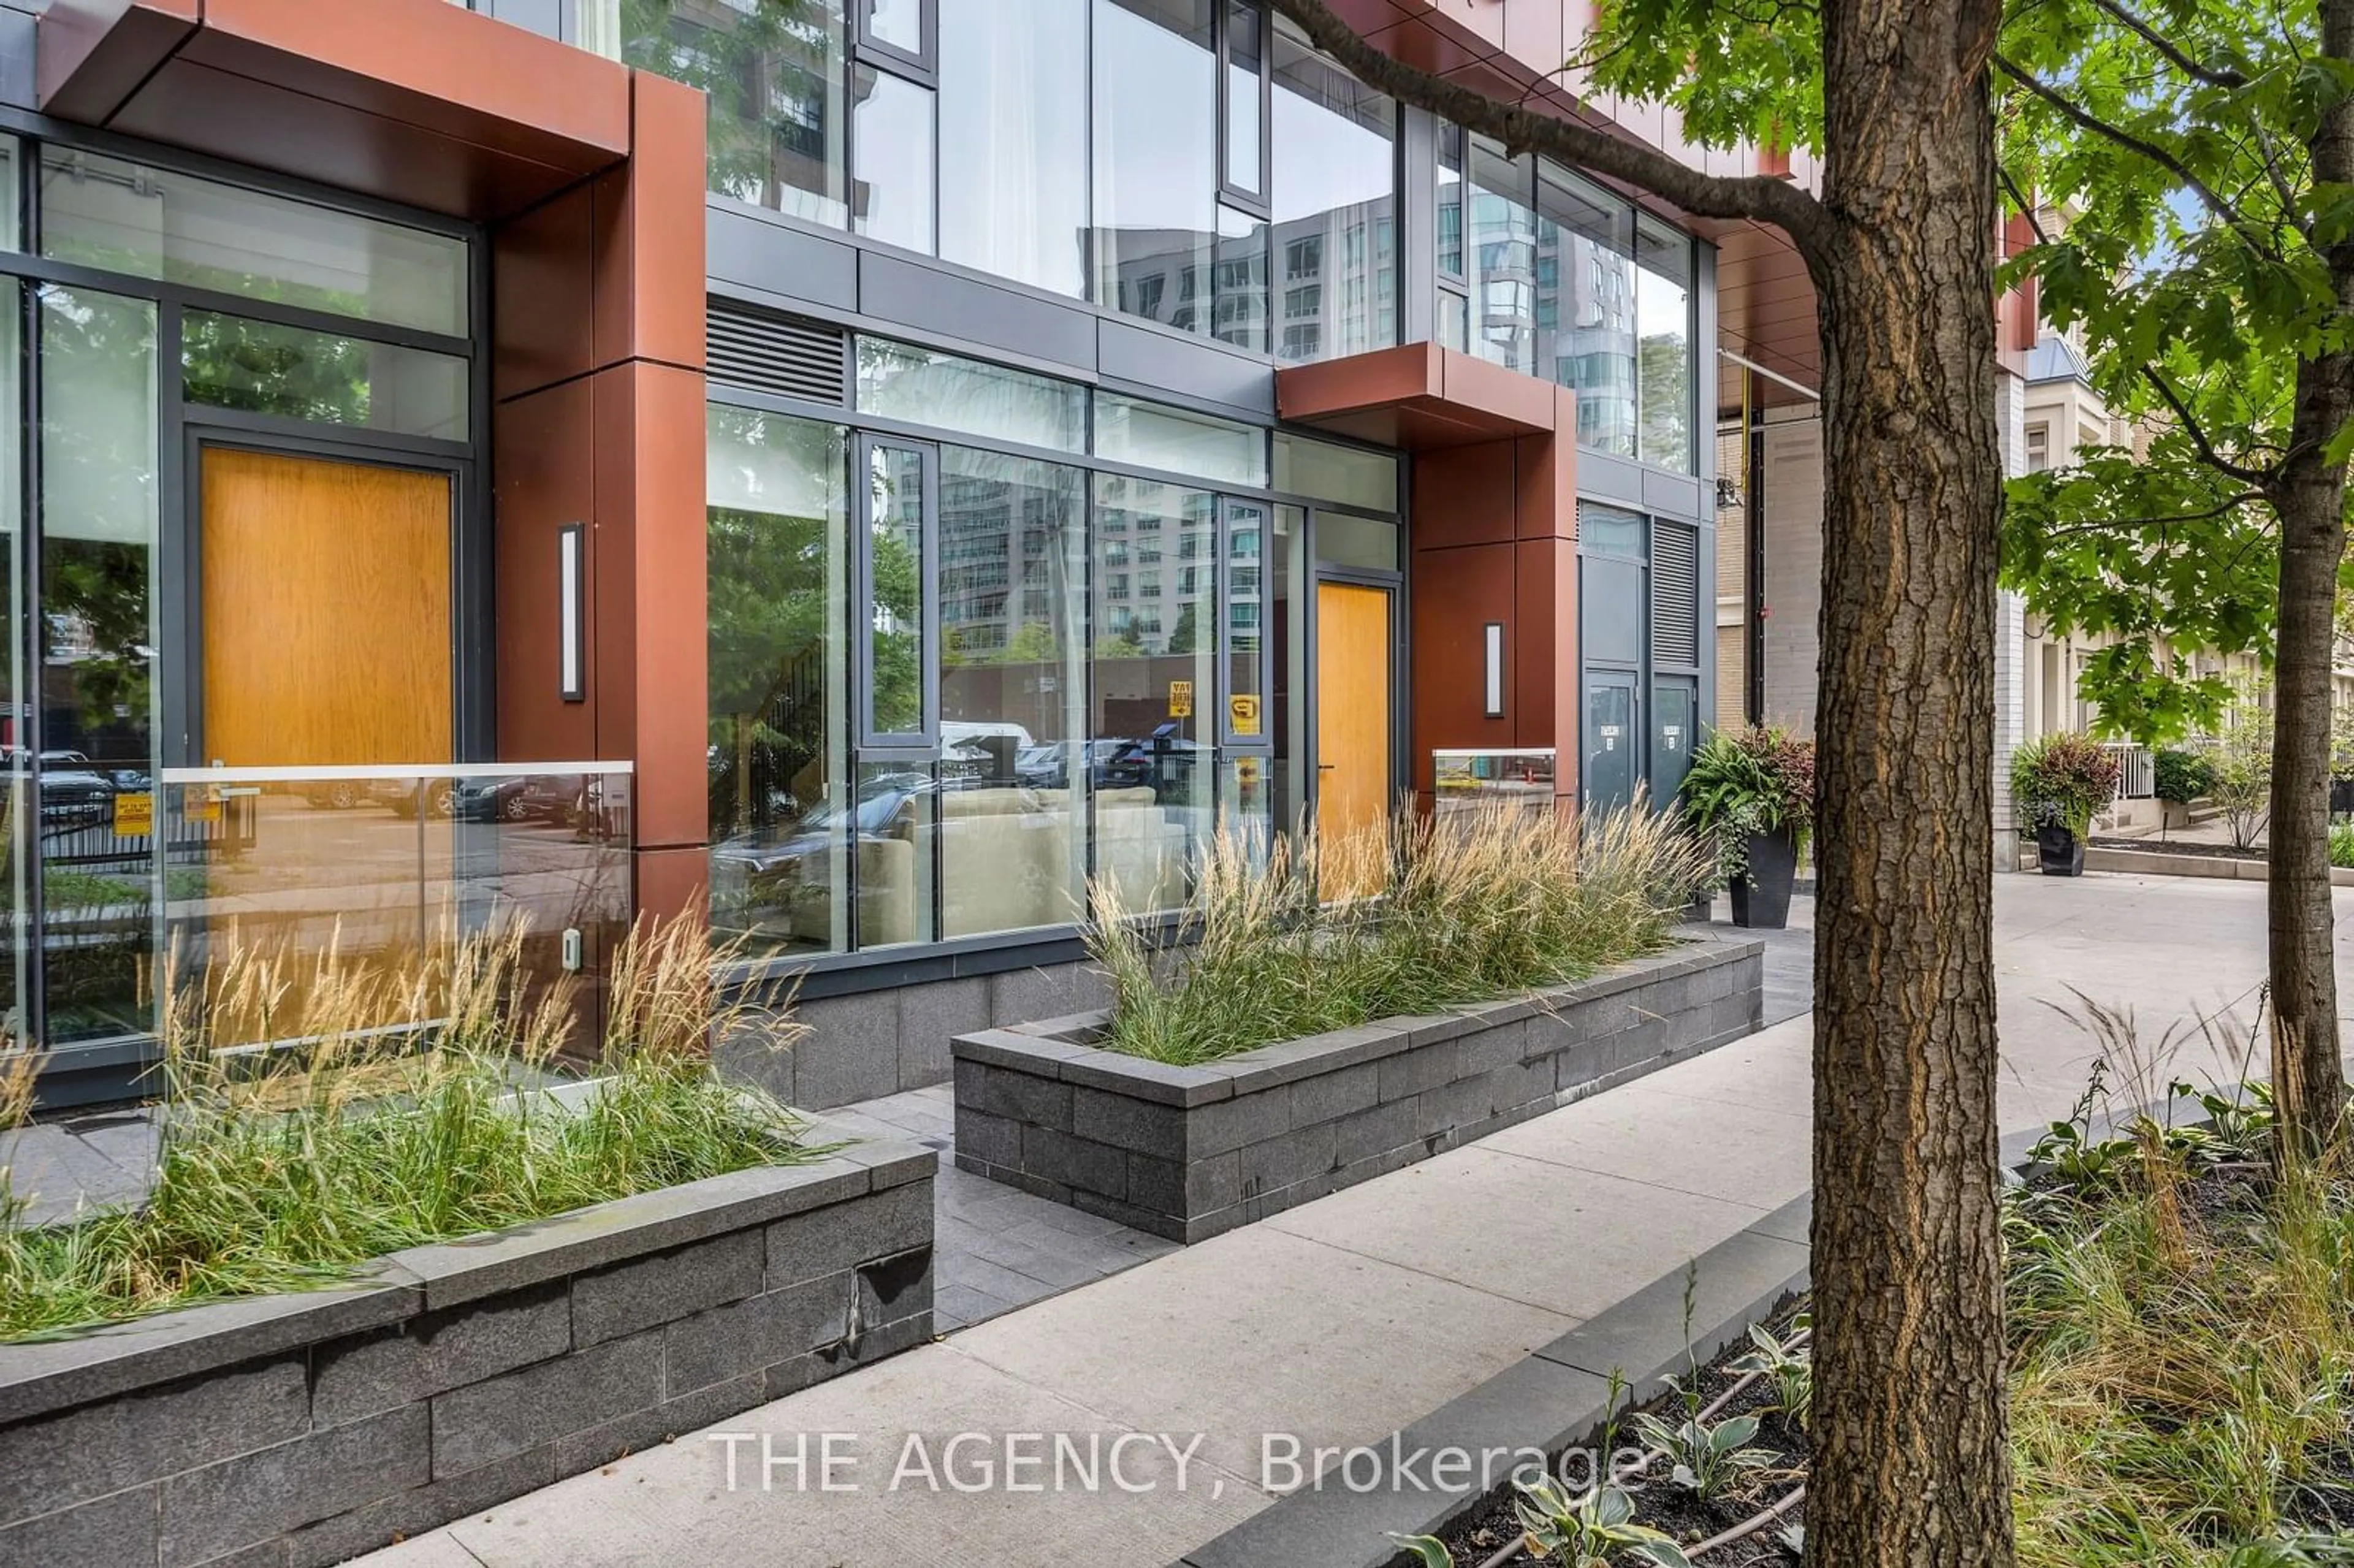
[1996,0,2354,740]
[1995,0,2354,1151]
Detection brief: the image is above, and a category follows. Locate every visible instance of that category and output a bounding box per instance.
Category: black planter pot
[1729,829,1797,929]
[2332,777,2354,817]
[2036,824,2085,877]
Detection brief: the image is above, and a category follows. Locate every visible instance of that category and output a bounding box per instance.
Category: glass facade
[939,0,1089,296]
[622,1,849,227]
[1093,0,1218,332]
[41,148,469,336]
[0,130,486,1081]
[623,0,1402,363]
[1268,14,1396,363]
[851,66,935,254]
[706,340,1384,955]
[181,313,469,440]
[1463,137,1697,472]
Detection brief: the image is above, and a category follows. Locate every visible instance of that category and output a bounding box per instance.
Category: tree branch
[2088,0,2249,86]
[1994,52,2259,243]
[1999,166,2051,244]
[2142,366,2275,486]
[2030,493,2269,539]
[1267,0,1831,253]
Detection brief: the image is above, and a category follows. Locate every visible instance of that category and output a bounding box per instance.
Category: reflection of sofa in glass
[716,783,1190,950]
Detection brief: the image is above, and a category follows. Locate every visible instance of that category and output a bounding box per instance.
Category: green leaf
[1385,1533,1454,1568]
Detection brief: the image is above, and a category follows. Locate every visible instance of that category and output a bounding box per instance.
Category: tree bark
[1263,1,2015,1558]
[1804,0,2016,1562]
[2263,0,2354,1157]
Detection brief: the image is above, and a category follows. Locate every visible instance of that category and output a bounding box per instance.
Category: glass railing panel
[1431,747,1558,820]
[156,764,632,1061]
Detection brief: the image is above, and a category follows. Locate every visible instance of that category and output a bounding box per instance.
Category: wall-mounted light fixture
[558,522,585,702]
[1483,621,1505,719]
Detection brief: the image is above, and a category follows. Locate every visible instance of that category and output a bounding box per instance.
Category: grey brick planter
[951,934,1765,1243]
[0,1129,933,1568]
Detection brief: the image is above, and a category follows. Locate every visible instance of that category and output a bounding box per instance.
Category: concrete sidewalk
[362,873,2354,1568]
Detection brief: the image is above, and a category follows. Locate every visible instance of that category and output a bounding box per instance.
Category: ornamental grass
[0,918,812,1340]
[1088,801,1708,1067]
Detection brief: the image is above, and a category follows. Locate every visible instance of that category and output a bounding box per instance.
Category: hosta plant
[1630,1408,1772,1500]
[1726,1315,1813,1430]
[1512,1474,1694,1568]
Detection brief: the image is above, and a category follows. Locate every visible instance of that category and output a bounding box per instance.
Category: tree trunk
[2264,0,2354,1155]
[1805,0,2015,1562]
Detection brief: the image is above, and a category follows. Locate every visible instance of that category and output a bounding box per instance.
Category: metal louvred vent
[707,303,848,405]
[1650,520,1701,666]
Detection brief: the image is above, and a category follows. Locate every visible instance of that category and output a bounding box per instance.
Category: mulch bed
[1429,1305,1808,1567]
[2087,835,2265,861]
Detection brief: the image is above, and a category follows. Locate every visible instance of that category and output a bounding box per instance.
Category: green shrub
[2330,820,2354,869]
[0,919,814,1339]
[2152,746,2217,805]
[2009,733,2123,839]
[1087,804,1708,1067]
[1677,724,1816,888]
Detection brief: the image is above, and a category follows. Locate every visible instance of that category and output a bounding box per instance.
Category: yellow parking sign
[1168,680,1194,718]
[1228,693,1262,736]
[113,791,153,837]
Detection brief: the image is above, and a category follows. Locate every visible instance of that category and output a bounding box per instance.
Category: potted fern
[2010,732,2122,875]
[1678,724,1815,929]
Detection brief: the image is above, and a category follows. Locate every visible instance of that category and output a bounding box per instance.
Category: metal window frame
[853,0,937,85]
[1215,0,1273,217]
[852,431,942,753]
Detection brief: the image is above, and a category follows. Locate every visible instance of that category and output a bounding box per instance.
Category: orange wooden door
[1316,582,1392,897]
[196,449,455,1038]
[199,447,452,767]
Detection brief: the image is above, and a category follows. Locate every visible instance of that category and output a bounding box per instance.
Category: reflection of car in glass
[711,780,945,937]
[4,749,120,829]
[1015,740,1130,789]
[303,779,369,810]
[1099,725,1207,794]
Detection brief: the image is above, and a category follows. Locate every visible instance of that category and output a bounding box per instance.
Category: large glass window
[859,439,934,743]
[38,285,161,1044]
[1270,18,1396,363]
[1095,394,1267,487]
[938,0,1088,297]
[1273,432,1397,511]
[40,150,467,337]
[1636,216,1695,472]
[1214,205,1270,352]
[1539,163,1636,459]
[938,447,1087,937]
[623,0,849,229]
[1467,138,1538,375]
[855,339,1086,452]
[1093,0,1217,335]
[1463,139,1697,473]
[182,312,468,440]
[1092,474,1215,912]
[851,66,936,254]
[705,408,851,957]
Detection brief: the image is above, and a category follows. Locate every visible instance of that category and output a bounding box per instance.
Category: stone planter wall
[0,1133,933,1568]
[951,937,1764,1243]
